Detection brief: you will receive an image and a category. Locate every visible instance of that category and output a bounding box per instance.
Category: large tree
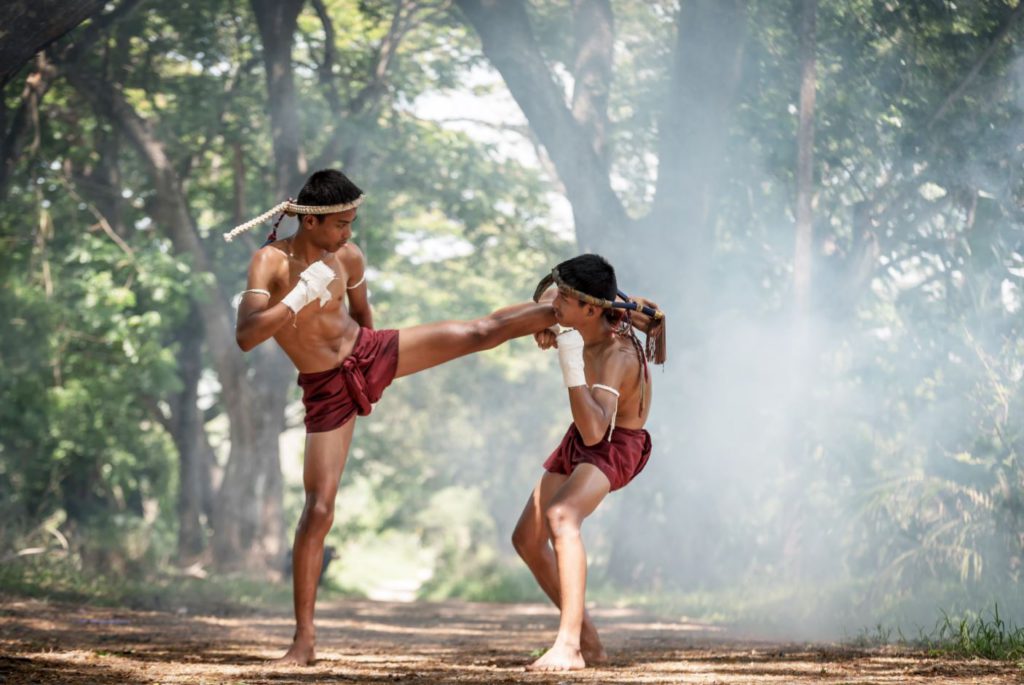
[0,0,106,86]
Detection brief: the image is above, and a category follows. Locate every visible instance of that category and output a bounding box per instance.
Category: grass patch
[923,605,1024,660]
[0,553,357,615]
[851,604,1024,661]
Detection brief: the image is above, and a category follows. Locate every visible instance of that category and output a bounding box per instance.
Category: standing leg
[394,301,554,379]
[511,473,607,663]
[277,416,357,665]
[526,464,610,671]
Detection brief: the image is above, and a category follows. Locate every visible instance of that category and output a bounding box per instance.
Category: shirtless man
[510,254,665,672]
[228,169,556,665]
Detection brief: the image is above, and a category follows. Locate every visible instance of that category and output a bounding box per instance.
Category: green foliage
[927,605,1024,661]
[850,604,1024,661]
[0,552,298,614]
[0,192,191,566]
[2,0,1024,635]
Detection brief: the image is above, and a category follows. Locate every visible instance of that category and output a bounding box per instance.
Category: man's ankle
[553,635,581,651]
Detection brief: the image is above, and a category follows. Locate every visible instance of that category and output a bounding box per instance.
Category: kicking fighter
[225,169,556,665]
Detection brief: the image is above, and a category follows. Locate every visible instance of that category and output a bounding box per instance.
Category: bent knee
[544,504,581,539]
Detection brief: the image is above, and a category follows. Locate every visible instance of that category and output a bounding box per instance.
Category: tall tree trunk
[239,0,313,572]
[644,0,747,317]
[454,0,630,253]
[232,141,247,227]
[170,303,210,562]
[63,64,289,572]
[251,0,307,198]
[571,0,614,170]
[794,0,817,315]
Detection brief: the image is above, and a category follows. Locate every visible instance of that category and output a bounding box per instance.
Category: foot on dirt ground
[525,642,586,672]
[274,634,316,666]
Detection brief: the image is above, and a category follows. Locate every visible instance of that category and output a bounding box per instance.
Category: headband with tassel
[533,267,667,365]
[222,195,366,243]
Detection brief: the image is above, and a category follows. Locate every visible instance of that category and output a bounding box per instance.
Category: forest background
[2,0,1023,639]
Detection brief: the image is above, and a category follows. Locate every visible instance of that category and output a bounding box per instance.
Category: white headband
[222,195,365,242]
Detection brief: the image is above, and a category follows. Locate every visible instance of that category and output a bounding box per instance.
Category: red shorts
[296,328,399,433]
[543,424,652,491]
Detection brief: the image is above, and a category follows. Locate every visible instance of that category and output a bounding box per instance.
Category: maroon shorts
[296,328,400,433]
[543,424,652,491]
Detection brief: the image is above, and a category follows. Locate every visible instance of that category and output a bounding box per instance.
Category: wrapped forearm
[556,328,586,388]
[281,261,337,313]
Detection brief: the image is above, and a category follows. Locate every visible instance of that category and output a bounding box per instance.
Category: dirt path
[0,597,1019,683]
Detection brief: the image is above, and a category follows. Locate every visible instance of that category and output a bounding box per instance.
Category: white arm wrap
[281,261,337,313]
[556,328,587,388]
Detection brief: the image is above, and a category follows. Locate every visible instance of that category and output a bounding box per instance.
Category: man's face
[552,288,588,327]
[312,208,357,252]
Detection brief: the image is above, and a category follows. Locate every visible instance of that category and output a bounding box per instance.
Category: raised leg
[394,301,555,379]
[277,416,357,666]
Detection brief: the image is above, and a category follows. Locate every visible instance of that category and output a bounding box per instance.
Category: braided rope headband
[223,195,365,242]
[533,267,667,365]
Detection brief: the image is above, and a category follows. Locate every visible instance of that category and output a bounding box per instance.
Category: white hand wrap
[281,261,337,313]
[556,328,586,388]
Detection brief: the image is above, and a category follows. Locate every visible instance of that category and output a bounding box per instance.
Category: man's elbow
[579,424,608,446]
[236,329,256,352]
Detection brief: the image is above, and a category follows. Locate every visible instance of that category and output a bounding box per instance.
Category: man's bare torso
[261,240,362,373]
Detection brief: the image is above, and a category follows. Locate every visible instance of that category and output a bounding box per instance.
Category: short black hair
[556,253,617,303]
[296,169,363,210]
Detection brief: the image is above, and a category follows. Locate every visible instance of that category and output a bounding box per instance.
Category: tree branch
[0,0,106,87]
[928,2,1024,128]
[311,0,421,172]
[62,64,244,387]
[0,54,57,200]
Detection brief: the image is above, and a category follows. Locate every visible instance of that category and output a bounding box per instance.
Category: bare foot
[525,642,586,672]
[581,625,608,665]
[274,634,316,666]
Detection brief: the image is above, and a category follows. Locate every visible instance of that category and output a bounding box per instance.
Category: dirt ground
[0,597,1020,684]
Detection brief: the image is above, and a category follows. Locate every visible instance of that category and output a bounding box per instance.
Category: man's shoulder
[251,241,289,267]
[337,241,366,266]
[604,336,642,370]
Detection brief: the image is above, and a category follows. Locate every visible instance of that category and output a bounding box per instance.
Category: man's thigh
[302,416,357,496]
[547,464,611,523]
[516,472,569,540]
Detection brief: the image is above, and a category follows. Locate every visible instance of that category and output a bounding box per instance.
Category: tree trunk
[644,0,747,316]
[453,0,630,253]
[794,0,817,315]
[0,0,106,87]
[168,303,211,562]
[571,0,614,169]
[232,141,246,227]
[251,0,307,197]
[63,64,288,573]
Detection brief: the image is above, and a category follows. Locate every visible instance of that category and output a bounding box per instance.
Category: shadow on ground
[0,597,1018,683]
